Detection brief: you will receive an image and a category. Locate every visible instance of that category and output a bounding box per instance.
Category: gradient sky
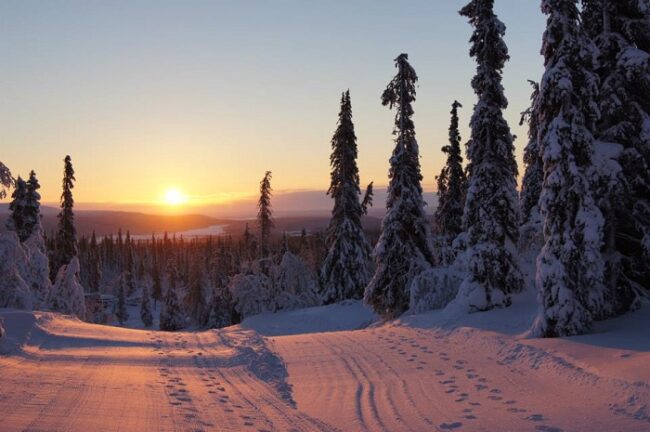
[0,0,545,210]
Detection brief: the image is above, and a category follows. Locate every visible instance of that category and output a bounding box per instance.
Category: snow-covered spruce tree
[0,163,13,337]
[6,177,27,237]
[0,161,13,200]
[22,172,51,308]
[185,257,208,326]
[23,171,43,241]
[519,81,544,249]
[320,90,372,304]
[0,232,33,310]
[532,0,607,337]
[140,283,153,327]
[159,265,184,331]
[364,54,435,318]
[116,272,129,326]
[275,250,321,310]
[50,257,86,318]
[53,156,79,279]
[582,0,650,313]
[455,0,524,312]
[207,275,234,329]
[257,171,274,259]
[151,258,162,308]
[124,231,136,295]
[433,100,467,264]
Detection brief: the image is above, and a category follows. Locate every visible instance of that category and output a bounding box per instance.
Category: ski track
[0,311,336,432]
[0,308,648,432]
[271,325,650,432]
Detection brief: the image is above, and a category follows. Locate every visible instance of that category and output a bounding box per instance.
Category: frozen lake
[129,224,226,240]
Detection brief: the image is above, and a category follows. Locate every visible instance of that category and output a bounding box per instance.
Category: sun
[164,188,187,206]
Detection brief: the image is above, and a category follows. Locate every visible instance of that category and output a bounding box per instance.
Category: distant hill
[178,187,438,219]
[0,204,222,237]
[0,186,438,237]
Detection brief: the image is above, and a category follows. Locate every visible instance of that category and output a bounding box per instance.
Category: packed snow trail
[250,301,650,432]
[1,300,649,432]
[0,310,335,432]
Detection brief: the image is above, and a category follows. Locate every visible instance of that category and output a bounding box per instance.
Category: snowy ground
[0,296,648,432]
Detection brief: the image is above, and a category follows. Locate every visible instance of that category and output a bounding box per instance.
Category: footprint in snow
[507,408,527,413]
[535,426,563,432]
[439,421,463,430]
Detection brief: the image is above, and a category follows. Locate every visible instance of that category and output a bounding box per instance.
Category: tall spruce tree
[519,81,544,235]
[320,90,372,303]
[456,0,524,312]
[257,171,274,258]
[364,54,434,318]
[124,231,136,296]
[54,155,78,276]
[582,0,650,314]
[23,171,43,241]
[433,101,467,245]
[533,0,607,337]
[6,176,27,238]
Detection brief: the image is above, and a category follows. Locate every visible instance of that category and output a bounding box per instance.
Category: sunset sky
[0,0,544,212]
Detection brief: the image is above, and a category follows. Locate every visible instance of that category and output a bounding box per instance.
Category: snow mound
[241,300,375,336]
[49,258,86,319]
[409,267,463,314]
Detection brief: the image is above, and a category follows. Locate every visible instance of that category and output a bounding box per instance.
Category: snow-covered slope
[0,309,332,432]
[0,298,648,431]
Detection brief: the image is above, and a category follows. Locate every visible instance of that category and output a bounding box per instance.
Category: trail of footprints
[149,332,271,432]
[376,328,564,431]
